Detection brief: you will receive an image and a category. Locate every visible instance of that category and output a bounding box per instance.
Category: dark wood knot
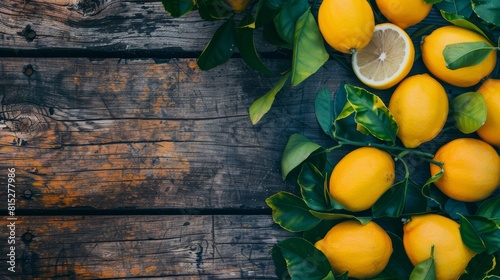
[1,103,51,145]
[67,0,106,16]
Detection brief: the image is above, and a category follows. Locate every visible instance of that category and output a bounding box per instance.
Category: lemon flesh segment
[352,23,414,90]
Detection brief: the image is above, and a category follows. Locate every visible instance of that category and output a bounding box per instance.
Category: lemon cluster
[314,0,500,278]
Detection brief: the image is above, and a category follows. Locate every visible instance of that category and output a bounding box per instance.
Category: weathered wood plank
[0,0,450,54]
[0,215,294,278]
[0,0,276,53]
[0,57,353,210]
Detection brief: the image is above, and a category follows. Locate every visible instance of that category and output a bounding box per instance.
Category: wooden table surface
[0,1,487,279]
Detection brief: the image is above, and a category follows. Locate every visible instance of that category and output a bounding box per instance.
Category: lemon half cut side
[352,23,415,90]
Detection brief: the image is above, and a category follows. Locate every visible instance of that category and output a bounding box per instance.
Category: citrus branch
[332,136,435,159]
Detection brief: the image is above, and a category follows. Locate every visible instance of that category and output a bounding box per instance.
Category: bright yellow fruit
[315,220,393,279]
[318,0,375,54]
[388,73,449,148]
[376,0,432,29]
[430,138,500,202]
[476,78,500,148]
[403,214,476,280]
[352,23,415,89]
[421,25,497,87]
[224,0,250,12]
[329,147,395,212]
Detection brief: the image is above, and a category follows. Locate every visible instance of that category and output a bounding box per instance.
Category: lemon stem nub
[350,48,357,55]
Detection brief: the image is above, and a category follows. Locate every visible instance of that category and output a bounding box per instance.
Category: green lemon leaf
[266,192,322,232]
[273,0,309,44]
[459,252,497,280]
[276,237,333,279]
[404,180,428,215]
[422,162,447,210]
[378,232,414,279]
[322,271,336,280]
[459,214,500,254]
[436,0,472,17]
[332,84,380,143]
[315,88,334,137]
[291,9,329,87]
[490,252,500,277]
[443,41,495,70]
[335,102,355,121]
[345,84,398,143]
[309,211,372,225]
[336,272,349,280]
[372,178,408,218]
[249,71,290,125]
[302,220,340,244]
[263,20,293,49]
[333,112,381,143]
[162,0,195,17]
[254,0,279,28]
[410,246,436,280]
[235,15,274,75]
[298,163,330,211]
[471,0,500,26]
[445,199,471,221]
[492,252,500,280]
[440,10,495,43]
[333,82,348,118]
[271,246,291,280]
[197,18,235,70]
[424,162,444,189]
[281,133,324,180]
[424,0,443,4]
[197,0,230,20]
[422,184,448,212]
[410,24,436,40]
[452,91,487,134]
[265,0,283,11]
[476,197,500,225]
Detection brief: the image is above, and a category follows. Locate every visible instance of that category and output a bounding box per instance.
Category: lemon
[430,138,500,202]
[315,220,393,278]
[224,0,250,12]
[329,147,395,212]
[403,214,476,280]
[476,78,500,148]
[375,0,432,29]
[388,74,449,148]
[318,0,375,54]
[421,25,497,87]
[352,23,415,90]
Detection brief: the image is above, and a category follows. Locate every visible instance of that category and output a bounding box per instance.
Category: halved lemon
[352,23,415,90]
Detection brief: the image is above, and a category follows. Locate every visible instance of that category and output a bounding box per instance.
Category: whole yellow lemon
[430,138,500,202]
[224,0,250,12]
[376,0,432,29]
[476,78,500,148]
[329,147,395,212]
[318,0,375,54]
[421,25,497,87]
[388,73,449,148]
[403,214,476,280]
[315,220,393,278]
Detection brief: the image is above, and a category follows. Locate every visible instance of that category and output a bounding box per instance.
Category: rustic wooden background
[0,0,487,279]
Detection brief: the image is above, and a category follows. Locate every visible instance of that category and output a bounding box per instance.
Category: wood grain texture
[0,215,295,279]
[0,57,354,210]
[0,0,276,54]
[0,0,451,55]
